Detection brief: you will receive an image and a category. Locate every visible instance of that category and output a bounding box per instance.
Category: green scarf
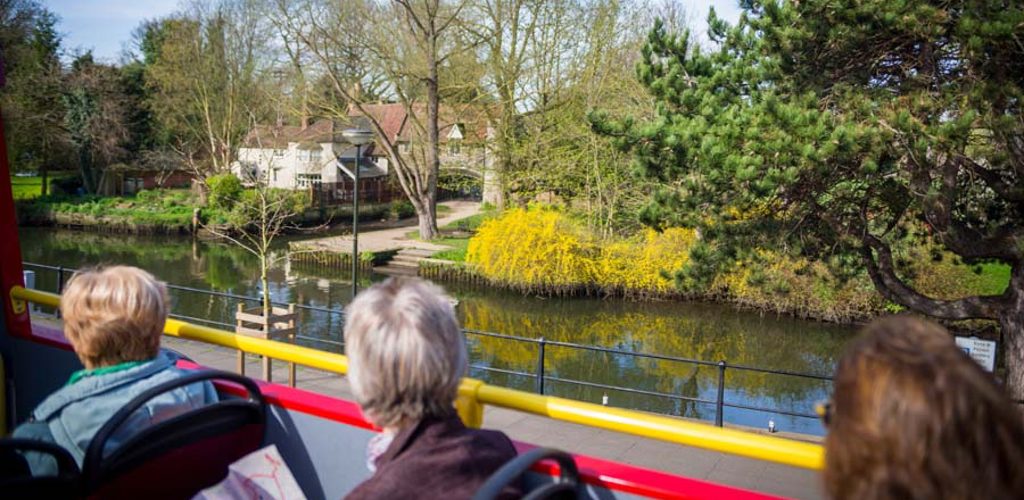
[66,359,151,386]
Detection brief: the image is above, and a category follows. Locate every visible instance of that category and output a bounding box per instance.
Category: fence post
[535,337,546,395]
[236,303,246,377]
[455,378,485,428]
[715,360,726,427]
[55,266,65,318]
[287,303,296,388]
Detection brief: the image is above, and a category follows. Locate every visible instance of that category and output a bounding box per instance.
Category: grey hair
[344,277,467,428]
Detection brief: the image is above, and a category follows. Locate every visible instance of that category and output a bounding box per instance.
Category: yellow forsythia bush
[466,207,695,295]
[466,207,601,293]
[465,206,883,320]
[599,228,696,295]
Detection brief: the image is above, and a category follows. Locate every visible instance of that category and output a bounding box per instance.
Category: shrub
[465,205,882,319]
[50,176,83,195]
[598,228,696,295]
[466,207,601,293]
[713,251,882,322]
[390,200,416,219]
[206,174,243,210]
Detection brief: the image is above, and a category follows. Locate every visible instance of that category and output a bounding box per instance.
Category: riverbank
[14,188,417,234]
[416,207,1010,327]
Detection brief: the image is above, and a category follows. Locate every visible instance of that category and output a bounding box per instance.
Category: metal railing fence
[22,261,833,430]
[10,283,826,470]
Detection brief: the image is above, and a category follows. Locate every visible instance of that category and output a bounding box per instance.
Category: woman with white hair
[344,277,519,499]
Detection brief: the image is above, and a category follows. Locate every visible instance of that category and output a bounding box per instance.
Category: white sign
[955,336,997,373]
[447,124,464,140]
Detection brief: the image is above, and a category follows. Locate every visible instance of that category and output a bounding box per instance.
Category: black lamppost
[342,128,374,299]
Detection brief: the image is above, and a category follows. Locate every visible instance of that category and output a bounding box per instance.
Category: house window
[448,140,461,156]
[272,169,278,182]
[398,142,411,154]
[297,174,321,187]
[274,149,285,157]
[124,177,144,195]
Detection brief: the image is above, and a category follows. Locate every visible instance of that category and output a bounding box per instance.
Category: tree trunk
[40,166,48,197]
[417,188,439,240]
[1000,264,1024,404]
[421,19,441,240]
[79,149,97,194]
[260,257,271,323]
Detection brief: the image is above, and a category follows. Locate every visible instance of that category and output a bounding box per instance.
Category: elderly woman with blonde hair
[344,277,518,499]
[13,266,217,475]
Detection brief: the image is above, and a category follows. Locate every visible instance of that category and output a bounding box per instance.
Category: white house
[237,105,498,202]
[234,119,388,190]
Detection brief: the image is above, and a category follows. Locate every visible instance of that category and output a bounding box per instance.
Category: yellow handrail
[9,285,824,470]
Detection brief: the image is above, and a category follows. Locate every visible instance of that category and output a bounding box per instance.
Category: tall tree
[462,0,543,208]
[275,0,468,240]
[143,0,272,175]
[0,1,68,187]
[593,1,1024,399]
[62,53,130,193]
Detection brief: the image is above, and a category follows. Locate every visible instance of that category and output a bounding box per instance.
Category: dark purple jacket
[345,414,520,499]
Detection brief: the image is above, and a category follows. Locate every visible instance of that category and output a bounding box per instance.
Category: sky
[46,0,182,63]
[46,0,744,63]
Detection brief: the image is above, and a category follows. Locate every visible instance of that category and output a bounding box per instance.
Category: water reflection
[18,227,855,434]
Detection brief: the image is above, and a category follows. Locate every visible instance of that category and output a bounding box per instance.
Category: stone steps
[373,264,420,277]
[372,247,439,277]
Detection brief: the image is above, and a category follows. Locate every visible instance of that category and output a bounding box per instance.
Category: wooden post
[262,309,272,383]
[235,302,298,386]
[236,303,245,376]
[288,303,296,387]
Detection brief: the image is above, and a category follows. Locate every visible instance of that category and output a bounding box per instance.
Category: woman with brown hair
[823,316,1024,500]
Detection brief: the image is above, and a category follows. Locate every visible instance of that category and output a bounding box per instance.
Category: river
[18,227,856,435]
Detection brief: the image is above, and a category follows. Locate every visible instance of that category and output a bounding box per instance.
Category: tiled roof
[352,104,408,144]
[243,103,492,150]
[349,103,491,144]
[242,119,342,148]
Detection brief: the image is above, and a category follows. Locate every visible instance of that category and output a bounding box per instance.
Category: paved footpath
[295,200,482,254]
[162,335,824,499]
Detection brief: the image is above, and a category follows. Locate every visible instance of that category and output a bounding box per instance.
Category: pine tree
[592,0,1024,400]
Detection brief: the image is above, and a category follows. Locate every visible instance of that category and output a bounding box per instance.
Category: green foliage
[221,188,309,231]
[1,4,69,176]
[206,173,243,210]
[442,210,497,232]
[437,170,482,197]
[9,175,74,200]
[592,2,1024,326]
[15,188,202,231]
[390,200,416,219]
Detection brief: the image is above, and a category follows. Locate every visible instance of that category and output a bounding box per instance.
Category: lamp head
[342,128,374,146]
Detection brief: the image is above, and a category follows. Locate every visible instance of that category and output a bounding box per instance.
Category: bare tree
[144,0,273,176]
[273,0,469,240]
[461,0,542,208]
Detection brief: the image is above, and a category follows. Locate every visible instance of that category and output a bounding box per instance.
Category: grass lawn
[977,262,1011,295]
[403,208,497,262]
[11,176,46,200]
[10,174,76,200]
[430,237,470,261]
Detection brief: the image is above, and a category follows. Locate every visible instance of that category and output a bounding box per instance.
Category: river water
[18,227,857,435]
